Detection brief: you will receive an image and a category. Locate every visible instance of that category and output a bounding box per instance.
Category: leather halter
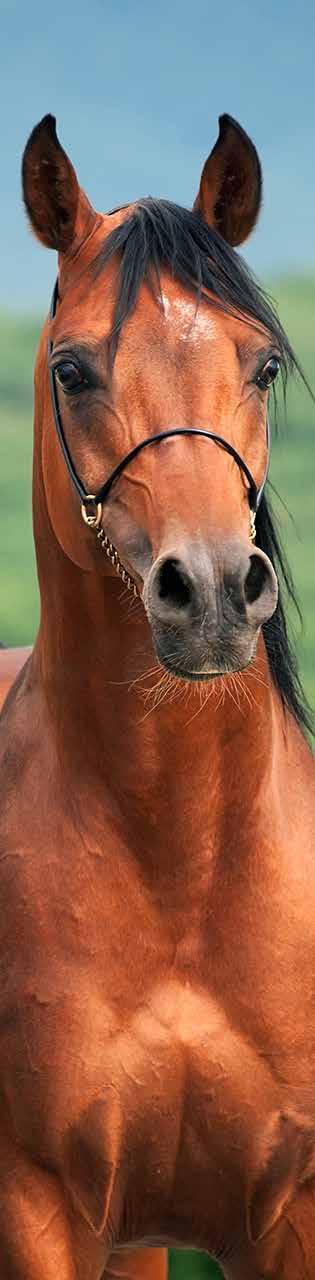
[48,277,270,593]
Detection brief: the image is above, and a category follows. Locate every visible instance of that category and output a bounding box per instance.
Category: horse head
[22,114,289,682]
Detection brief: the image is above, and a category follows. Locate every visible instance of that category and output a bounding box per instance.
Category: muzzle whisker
[246,667,269,692]
[225,674,243,714]
[215,677,226,712]
[233,671,258,713]
[184,681,215,726]
[140,671,178,720]
[141,669,174,714]
[106,661,162,690]
[128,664,163,691]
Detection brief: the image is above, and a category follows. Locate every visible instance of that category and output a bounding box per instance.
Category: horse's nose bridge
[142,432,248,551]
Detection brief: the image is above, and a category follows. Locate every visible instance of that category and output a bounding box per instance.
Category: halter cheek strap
[48,279,270,596]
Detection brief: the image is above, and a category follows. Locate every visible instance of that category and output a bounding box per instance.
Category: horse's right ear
[22,114,96,254]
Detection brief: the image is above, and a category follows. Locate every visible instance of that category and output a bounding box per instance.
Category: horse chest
[1,801,313,1257]
[11,962,278,1254]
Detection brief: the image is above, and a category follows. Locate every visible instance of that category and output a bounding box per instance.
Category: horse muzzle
[143,538,278,681]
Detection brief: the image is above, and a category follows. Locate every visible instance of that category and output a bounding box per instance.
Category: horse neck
[33,455,280,872]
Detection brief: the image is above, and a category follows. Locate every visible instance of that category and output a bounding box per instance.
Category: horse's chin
[154,644,257,685]
[148,609,260,685]
[158,663,225,684]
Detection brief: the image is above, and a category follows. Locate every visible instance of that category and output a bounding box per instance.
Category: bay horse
[0,112,314,1280]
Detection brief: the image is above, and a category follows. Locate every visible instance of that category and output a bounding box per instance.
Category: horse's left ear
[22,114,96,254]
[194,114,262,246]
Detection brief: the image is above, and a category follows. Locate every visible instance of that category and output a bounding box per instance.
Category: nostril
[244,554,269,605]
[157,558,192,610]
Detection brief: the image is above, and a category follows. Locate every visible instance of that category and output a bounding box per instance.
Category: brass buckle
[81,496,103,528]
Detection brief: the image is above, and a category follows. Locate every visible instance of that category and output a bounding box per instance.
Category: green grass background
[0,277,314,1275]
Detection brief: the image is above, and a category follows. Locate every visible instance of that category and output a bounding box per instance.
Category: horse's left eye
[256,357,280,391]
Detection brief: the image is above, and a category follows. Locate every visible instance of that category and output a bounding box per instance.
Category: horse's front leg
[0,1148,106,1280]
[222,1182,315,1280]
[103,1247,168,1280]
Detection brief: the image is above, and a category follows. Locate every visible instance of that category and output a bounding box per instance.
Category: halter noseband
[48,278,270,598]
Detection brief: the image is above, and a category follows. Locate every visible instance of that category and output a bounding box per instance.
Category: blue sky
[1,0,314,308]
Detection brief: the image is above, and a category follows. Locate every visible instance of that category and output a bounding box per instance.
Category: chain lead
[96,527,139,597]
[249,510,256,543]
[81,498,139,597]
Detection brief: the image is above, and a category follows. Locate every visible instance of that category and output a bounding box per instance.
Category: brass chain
[96,526,139,597]
[81,498,139,597]
[249,510,256,543]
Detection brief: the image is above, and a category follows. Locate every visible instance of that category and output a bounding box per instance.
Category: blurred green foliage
[0,277,314,1277]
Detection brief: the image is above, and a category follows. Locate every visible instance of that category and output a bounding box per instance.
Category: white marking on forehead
[160,293,217,341]
[160,292,171,317]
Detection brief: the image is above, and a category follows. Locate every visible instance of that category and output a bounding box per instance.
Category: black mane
[94,199,312,735]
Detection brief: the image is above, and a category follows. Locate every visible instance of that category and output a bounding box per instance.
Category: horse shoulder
[0,645,32,714]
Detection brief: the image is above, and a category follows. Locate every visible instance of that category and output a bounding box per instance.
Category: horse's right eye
[55,361,87,393]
